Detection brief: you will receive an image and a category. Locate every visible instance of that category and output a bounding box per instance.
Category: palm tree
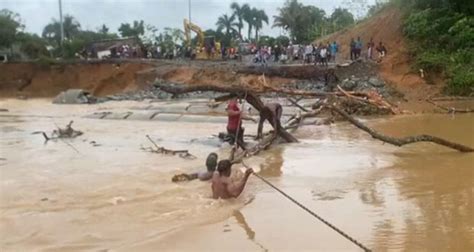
[230,2,249,40]
[42,14,80,46]
[62,15,80,40]
[253,9,268,42]
[243,7,256,41]
[273,0,303,42]
[216,14,237,37]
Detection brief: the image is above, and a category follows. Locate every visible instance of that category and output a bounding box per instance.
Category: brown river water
[0,99,473,251]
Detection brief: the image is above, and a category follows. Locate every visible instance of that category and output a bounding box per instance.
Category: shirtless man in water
[256,103,283,139]
[211,160,253,199]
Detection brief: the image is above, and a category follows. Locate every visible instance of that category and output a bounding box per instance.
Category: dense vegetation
[399,0,473,95]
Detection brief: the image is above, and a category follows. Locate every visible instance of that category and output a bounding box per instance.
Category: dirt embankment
[0,62,153,97]
[316,5,442,101]
[0,61,299,98]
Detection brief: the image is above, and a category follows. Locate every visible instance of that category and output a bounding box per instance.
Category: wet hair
[217,160,232,175]
[206,153,218,172]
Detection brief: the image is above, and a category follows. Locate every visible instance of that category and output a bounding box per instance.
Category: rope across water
[242,161,372,252]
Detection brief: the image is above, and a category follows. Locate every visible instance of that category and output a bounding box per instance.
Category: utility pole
[188,0,191,24]
[58,0,65,57]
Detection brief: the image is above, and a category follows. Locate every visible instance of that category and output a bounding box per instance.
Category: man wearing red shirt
[226,97,247,150]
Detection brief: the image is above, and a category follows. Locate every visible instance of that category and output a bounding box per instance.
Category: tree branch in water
[329,105,474,152]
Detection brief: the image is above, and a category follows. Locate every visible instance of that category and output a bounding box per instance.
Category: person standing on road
[330,41,338,62]
[376,41,387,60]
[350,38,356,60]
[320,44,328,67]
[367,38,375,60]
[355,37,363,59]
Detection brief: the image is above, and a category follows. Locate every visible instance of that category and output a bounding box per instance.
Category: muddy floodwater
[1,99,473,251]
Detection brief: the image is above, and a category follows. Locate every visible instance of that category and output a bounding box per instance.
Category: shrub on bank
[403,7,473,95]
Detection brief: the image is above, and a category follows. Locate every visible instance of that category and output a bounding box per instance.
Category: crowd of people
[250,37,388,66]
[88,37,387,65]
[350,37,388,61]
[249,42,339,66]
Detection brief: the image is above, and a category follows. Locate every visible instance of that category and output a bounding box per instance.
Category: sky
[1,0,376,38]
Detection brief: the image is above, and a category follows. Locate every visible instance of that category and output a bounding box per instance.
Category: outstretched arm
[227,169,253,198]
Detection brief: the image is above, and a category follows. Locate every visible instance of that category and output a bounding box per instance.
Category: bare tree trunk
[330,105,474,152]
[155,83,298,143]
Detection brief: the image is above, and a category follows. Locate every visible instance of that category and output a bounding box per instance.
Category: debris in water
[110,196,126,205]
[142,135,196,160]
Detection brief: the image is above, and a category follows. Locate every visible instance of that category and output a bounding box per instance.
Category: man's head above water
[206,152,218,172]
[217,160,232,177]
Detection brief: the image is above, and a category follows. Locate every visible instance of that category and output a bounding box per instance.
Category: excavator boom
[183,18,204,48]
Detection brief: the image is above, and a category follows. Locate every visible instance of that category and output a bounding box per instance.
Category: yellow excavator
[183,18,221,60]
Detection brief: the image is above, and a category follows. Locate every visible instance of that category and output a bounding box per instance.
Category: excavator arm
[183,19,204,48]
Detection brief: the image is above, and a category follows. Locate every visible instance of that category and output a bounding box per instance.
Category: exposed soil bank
[316,6,442,102]
[0,61,298,99]
[0,62,153,97]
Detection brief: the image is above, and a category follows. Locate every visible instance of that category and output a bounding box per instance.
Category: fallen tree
[329,105,474,152]
[155,82,298,143]
[155,81,473,153]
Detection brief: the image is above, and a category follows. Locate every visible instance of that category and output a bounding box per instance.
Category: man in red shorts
[226,96,247,150]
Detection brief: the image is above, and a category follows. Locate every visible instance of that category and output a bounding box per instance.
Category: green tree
[402,1,474,95]
[0,9,24,49]
[275,35,290,47]
[273,0,327,43]
[98,24,109,34]
[330,8,354,32]
[17,32,49,58]
[216,14,238,37]
[273,0,303,42]
[118,20,145,38]
[163,27,184,45]
[42,15,80,46]
[230,2,249,39]
[243,7,255,41]
[253,9,269,41]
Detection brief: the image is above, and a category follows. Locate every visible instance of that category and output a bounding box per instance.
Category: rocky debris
[340,79,357,91]
[53,89,97,104]
[368,77,385,87]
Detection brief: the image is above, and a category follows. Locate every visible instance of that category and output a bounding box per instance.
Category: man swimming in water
[211,160,253,199]
[256,103,283,140]
[171,153,218,182]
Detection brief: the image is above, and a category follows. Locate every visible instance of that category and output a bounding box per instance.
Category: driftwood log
[231,134,277,164]
[144,135,196,159]
[33,120,83,142]
[329,105,474,152]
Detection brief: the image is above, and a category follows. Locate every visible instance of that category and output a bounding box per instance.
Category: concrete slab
[104,112,133,120]
[151,113,183,122]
